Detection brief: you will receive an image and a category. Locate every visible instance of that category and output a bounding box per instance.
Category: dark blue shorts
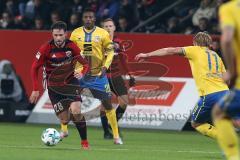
[79,75,111,100]
[218,89,240,120]
[192,90,228,123]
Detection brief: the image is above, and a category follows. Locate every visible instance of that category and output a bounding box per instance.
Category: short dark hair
[51,21,67,31]
[83,8,95,16]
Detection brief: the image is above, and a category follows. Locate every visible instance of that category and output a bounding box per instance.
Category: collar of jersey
[83,26,96,34]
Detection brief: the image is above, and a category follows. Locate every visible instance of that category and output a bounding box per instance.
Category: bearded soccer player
[99,18,135,139]
[212,0,240,159]
[135,32,229,140]
[29,21,90,149]
[67,9,122,144]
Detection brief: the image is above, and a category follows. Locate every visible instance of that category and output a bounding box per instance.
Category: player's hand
[29,91,40,104]
[129,76,136,87]
[99,67,107,78]
[223,71,237,88]
[74,71,83,79]
[135,53,148,61]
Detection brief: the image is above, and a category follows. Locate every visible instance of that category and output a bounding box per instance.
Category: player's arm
[135,47,184,60]
[70,42,89,79]
[29,46,46,103]
[219,5,237,87]
[119,53,136,86]
[99,31,114,77]
[103,31,114,70]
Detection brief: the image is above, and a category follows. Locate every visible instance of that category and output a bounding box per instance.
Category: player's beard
[84,23,94,30]
[55,40,65,47]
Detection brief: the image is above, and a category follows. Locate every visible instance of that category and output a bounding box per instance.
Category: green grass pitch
[0,123,224,160]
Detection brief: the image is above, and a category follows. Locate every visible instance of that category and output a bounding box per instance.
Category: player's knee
[118,96,128,108]
[212,104,225,121]
[101,99,113,110]
[191,122,201,128]
[70,102,81,114]
[71,113,84,123]
[232,119,240,128]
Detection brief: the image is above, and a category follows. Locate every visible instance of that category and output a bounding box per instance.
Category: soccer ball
[41,128,61,146]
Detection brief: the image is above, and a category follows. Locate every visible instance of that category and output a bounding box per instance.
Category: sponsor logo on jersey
[65,51,72,57]
[36,52,41,59]
[94,36,100,42]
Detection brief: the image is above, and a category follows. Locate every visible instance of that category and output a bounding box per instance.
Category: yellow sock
[105,109,119,139]
[195,123,217,139]
[215,119,239,160]
[61,123,68,133]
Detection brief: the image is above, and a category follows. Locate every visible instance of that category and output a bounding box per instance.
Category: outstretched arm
[135,47,183,61]
[221,26,236,87]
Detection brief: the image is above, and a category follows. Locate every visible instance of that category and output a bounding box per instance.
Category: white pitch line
[0,144,221,155]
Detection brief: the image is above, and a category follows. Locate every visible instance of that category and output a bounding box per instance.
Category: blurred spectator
[50,11,61,25]
[192,0,216,26]
[68,13,80,31]
[211,40,222,57]
[71,0,86,15]
[97,0,119,20]
[25,0,51,22]
[117,16,131,32]
[0,0,225,34]
[0,60,25,102]
[0,12,15,29]
[193,17,211,33]
[32,16,47,30]
[87,0,99,12]
[5,0,19,17]
[137,0,159,21]
[119,0,138,26]
[166,17,180,33]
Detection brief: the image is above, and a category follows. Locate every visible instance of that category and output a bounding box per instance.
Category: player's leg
[57,110,70,139]
[212,90,240,160]
[60,123,68,138]
[116,95,128,121]
[109,76,129,121]
[191,96,217,139]
[99,105,113,139]
[69,101,89,149]
[84,75,122,144]
[101,98,122,144]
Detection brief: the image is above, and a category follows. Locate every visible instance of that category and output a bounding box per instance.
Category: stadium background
[0,0,226,160]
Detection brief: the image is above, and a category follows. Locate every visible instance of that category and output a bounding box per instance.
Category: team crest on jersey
[36,52,41,59]
[78,37,82,41]
[66,51,72,57]
[94,36,101,42]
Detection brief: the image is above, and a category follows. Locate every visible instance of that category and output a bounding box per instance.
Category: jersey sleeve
[119,53,130,74]
[102,31,114,69]
[182,46,197,60]
[219,4,236,29]
[31,44,47,91]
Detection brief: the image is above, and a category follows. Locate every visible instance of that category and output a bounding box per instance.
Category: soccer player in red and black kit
[101,18,135,139]
[29,21,90,149]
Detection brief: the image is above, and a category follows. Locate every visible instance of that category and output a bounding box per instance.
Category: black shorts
[47,85,82,115]
[108,76,128,96]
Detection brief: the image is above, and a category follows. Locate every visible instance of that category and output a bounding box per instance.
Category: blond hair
[193,32,212,47]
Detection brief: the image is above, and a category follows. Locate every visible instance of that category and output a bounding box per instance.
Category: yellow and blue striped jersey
[219,0,240,89]
[70,26,114,75]
[183,46,229,96]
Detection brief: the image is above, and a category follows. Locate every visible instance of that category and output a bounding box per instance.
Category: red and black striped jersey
[107,36,130,78]
[31,39,88,90]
